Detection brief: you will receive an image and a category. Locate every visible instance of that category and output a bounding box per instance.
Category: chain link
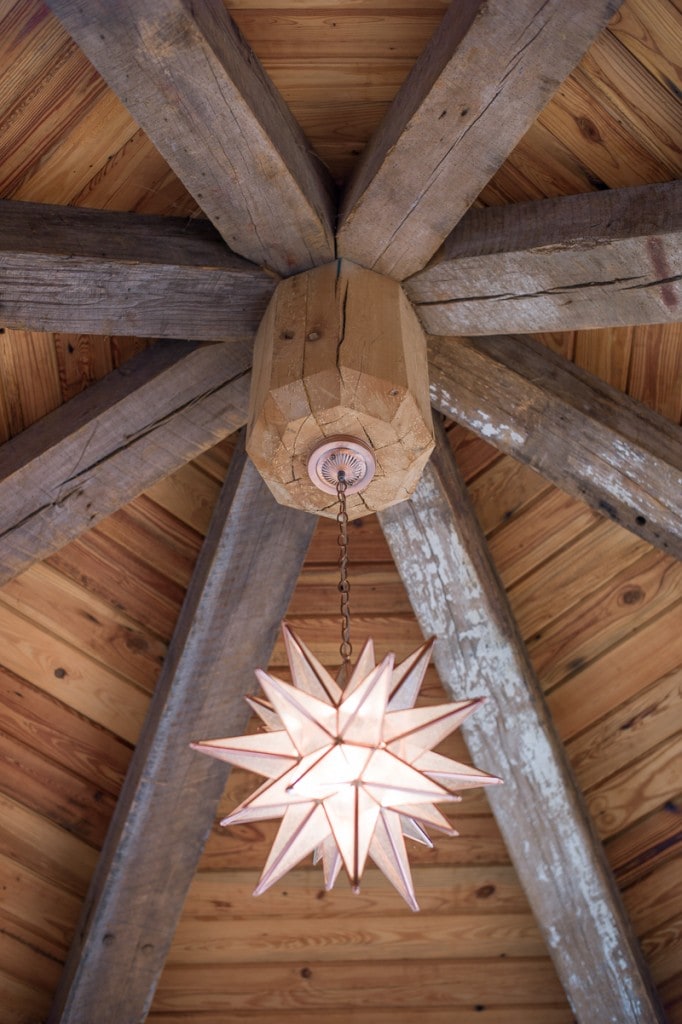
[336,472,352,668]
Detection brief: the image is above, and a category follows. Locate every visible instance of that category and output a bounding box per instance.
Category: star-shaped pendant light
[191,623,502,910]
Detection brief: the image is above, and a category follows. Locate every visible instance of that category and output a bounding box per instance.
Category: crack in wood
[415,274,645,306]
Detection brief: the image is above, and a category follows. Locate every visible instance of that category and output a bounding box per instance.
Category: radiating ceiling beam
[46,0,335,275]
[48,439,316,1024]
[0,200,276,340]
[337,0,621,280]
[405,181,682,334]
[378,421,665,1024]
[0,342,252,585]
[427,335,682,559]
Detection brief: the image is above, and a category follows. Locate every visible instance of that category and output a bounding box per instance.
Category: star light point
[191,623,502,910]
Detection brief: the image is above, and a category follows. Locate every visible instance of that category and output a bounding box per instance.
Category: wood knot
[576,116,601,143]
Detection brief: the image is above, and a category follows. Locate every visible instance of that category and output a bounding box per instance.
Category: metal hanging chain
[336,471,352,669]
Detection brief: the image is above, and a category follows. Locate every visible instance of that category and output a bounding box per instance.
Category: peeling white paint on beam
[378,447,664,1024]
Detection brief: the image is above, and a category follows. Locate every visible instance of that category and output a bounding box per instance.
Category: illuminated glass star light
[191,624,502,910]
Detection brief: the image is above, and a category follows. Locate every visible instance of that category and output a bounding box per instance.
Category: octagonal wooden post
[246,259,434,518]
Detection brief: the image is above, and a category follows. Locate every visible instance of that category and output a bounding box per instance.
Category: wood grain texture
[378,420,664,1024]
[247,260,434,517]
[166,911,546,964]
[153,958,567,1013]
[0,200,277,339]
[427,335,682,558]
[337,0,622,279]
[48,440,316,1024]
[0,330,61,438]
[45,0,335,274]
[0,342,252,584]
[149,1010,575,1024]
[405,181,682,334]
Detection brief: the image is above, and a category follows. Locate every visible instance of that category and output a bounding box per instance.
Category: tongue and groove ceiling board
[0,1,680,1023]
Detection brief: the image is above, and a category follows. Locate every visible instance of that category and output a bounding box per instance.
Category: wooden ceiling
[0,1,681,1023]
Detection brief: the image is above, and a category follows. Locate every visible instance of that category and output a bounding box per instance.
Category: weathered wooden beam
[427,335,682,559]
[0,200,277,340]
[48,439,316,1024]
[46,0,335,275]
[405,181,682,334]
[0,342,252,585]
[336,0,621,280]
[378,421,664,1024]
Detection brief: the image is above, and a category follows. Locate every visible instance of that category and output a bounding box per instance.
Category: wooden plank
[574,327,634,390]
[378,421,664,1023]
[529,550,682,690]
[0,330,61,438]
[167,911,546,964]
[427,335,682,558]
[510,521,648,641]
[569,667,682,792]
[336,0,621,279]
[0,663,130,798]
[0,791,96,898]
[548,602,682,740]
[153,958,567,1013]
[0,200,276,340]
[576,31,682,176]
[624,857,682,937]
[490,488,600,589]
[201,808,509,872]
[0,561,167,691]
[46,0,335,275]
[644,911,682,986]
[608,791,682,887]
[0,724,117,848]
[609,0,682,92]
[48,441,316,1024]
[629,325,682,423]
[0,8,106,200]
[47,531,186,641]
[587,733,682,840]
[405,181,682,334]
[0,341,252,585]
[0,851,80,958]
[183,863,527,919]
[0,602,149,745]
[149,1009,576,1024]
[0,929,61,995]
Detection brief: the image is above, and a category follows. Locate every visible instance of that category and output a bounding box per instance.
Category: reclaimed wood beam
[48,440,316,1024]
[46,0,335,275]
[405,181,682,334]
[337,0,621,280]
[0,342,252,585]
[0,200,276,340]
[427,335,682,559]
[378,421,664,1024]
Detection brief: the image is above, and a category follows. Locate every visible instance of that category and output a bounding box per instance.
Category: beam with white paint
[378,420,664,1024]
[427,335,682,560]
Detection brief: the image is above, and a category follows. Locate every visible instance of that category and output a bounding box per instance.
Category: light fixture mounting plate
[307,436,376,495]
